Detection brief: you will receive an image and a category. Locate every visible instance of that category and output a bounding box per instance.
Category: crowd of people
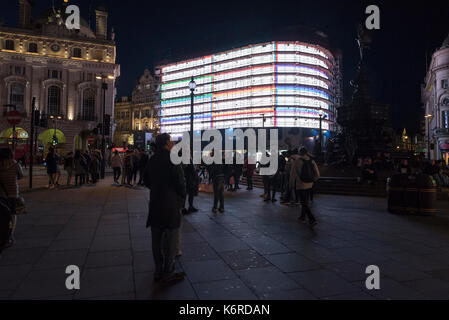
[143,133,321,285]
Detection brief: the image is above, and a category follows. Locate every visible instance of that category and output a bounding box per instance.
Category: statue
[356,24,372,62]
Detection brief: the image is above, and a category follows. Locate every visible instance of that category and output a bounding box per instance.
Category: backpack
[300,159,317,183]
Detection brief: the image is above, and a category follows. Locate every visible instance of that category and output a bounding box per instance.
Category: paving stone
[178,243,220,262]
[95,224,130,236]
[289,269,360,298]
[151,276,198,300]
[0,247,47,266]
[35,250,88,270]
[265,253,321,273]
[354,279,427,300]
[403,278,449,299]
[132,251,155,273]
[131,237,152,252]
[75,266,134,299]
[236,267,300,294]
[182,259,237,283]
[90,235,131,252]
[258,289,317,300]
[56,228,96,240]
[333,247,390,265]
[323,261,367,282]
[245,236,292,255]
[0,264,33,291]
[219,250,272,270]
[85,250,132,268]
[205,236,250,252]
[48,238,92,251]
[13,237,54,250]
[12,267,70,299]
[193,279,257,300]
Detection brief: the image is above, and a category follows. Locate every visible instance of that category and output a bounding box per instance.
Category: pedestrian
[143,133,186,283]
[132,149,140,185]
[182,162,199,214]
[111,150,122,184]
[244,155,255,190]
[82,151,91,184]
[208,152,225,213]
[89,151,100,184]
[45,147,57,189]
[0,148,24,253]
[73,150,86,186]
[138,149,149,185]
[290,147,320,228]
[64,151,74,185]
[124,150,133,186]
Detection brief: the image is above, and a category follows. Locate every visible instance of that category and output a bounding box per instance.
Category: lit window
[48,86,61,116]
[82,89,96,121]
[9,83,25,113]
[443,110,449,129]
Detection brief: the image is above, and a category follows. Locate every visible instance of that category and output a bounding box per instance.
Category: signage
[6,110,22,125]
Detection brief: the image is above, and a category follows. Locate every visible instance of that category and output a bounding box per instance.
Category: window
[87,73,93,81]
[48,69,62,79]
[443,110,449,129]
[47,86,61,116]
[73,48,82,58]
[28,43,38,53]
[9,83,25,113]
[442,79,448,89]
[11,66,25,75]
[5,40,14,50]
[82,89,96,121]
[126,111,130,118]
[134,111,140,118]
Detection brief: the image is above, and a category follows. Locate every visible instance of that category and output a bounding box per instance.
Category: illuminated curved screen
[158,41,339,136]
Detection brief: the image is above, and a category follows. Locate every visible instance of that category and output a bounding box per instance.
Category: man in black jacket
[143,133,186,283]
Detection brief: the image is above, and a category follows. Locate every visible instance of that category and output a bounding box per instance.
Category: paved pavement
[1,177,449,300]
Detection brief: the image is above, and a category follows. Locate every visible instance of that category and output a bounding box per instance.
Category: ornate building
[422,34,449,163]
[0,0,120,158]
[113,69,160,147]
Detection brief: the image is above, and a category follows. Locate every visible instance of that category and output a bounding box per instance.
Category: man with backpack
[290,147,320,228]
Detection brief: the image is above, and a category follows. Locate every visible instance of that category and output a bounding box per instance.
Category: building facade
[423,34,449,163]
[0,0,120,158]
[113,69,160,147]
[156,41,341,149]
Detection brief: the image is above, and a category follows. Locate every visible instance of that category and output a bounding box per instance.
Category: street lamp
[96,74,114,178]
[49,114,62,146]
[425,114,432,159]
[189,76,196,162]
[318,111,327,159]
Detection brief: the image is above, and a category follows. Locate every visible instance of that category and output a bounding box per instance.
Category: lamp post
[425,114,432,159]
[49,114,62,146]
[189,76,196,162]
[96,74,114,179]
[318,112,327,159]
[260,114,266,128]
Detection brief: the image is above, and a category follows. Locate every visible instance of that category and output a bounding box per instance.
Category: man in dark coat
[143,133,186,283]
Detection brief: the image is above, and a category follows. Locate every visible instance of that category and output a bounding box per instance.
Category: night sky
[2,0,449,134]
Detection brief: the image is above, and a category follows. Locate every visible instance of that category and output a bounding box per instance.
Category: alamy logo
[65,5,80,30]
[365,5,380,30]
[365,265,380,290]
[65,265,80,290]
[170,128,279,176]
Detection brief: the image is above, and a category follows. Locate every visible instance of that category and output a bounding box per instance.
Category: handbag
[0,182,27,215]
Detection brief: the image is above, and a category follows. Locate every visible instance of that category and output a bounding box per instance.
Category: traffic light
[104,114,110,136]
